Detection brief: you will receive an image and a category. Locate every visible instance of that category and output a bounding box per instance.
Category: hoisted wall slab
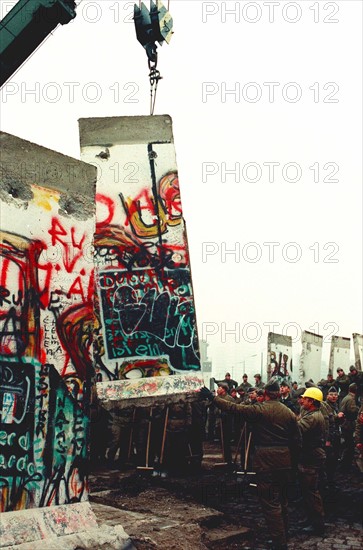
[0,132,97,540]
[328,335,351,375]
[79,115,203,403]
[299,330,323,384]
[267,332,293,383]
[352,333,363,371]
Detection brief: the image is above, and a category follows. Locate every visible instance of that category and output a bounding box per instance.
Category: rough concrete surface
[0,131,96,196]
[3,526,134,550]
[78,115,173,147]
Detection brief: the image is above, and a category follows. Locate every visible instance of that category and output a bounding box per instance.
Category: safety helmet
[301,387,323,402]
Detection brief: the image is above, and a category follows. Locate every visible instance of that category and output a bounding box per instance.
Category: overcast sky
[1,0,362,377]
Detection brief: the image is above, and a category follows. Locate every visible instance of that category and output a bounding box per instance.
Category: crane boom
[0,0,77,87]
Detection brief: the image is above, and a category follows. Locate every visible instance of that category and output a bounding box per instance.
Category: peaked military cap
[265,377,279,392]
[328,386,338,393]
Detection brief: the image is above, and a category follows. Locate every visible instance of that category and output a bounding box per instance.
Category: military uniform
[297,408,326,533]
[189,399,207,469]
[318,377,336,399]
[213,391,300,550]
[280,394,299,415]
[335,372,350,403]
[215,393,235,465]
[254,378,265,390]
[348,368,363,403]
[324,395,341,489]
[163,400,192,474]
[239,381,252,393]
[339,390,359,469]
[213,376,238,391]
[107,405,135,466]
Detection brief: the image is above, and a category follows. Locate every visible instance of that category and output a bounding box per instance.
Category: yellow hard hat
[301,387,323,402]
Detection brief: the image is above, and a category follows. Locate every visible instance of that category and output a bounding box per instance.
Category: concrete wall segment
[0,131,97,200]
[0,132,96,514]
[79,115,173,147]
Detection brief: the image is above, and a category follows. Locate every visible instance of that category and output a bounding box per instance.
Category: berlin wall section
[0,132,98,546]
[78,115,203,408]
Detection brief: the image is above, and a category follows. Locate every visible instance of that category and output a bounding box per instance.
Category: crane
[0,0,77,88]
[0,0,173,107]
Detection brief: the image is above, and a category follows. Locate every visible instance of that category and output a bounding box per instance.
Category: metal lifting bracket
[134,1,173,114]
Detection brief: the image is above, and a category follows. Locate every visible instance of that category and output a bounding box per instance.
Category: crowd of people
[90,365,362,550]
[200,365,363,550]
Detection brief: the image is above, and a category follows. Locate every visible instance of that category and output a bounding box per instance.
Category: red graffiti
[48,218,86,274]
[67,276,86,302]
[96,193,115,228]
[56,302,94,380]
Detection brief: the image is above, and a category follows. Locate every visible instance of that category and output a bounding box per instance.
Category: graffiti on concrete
[0,187,95,382]
[98,267,199,376]
[0,357,88,512]
[267,332,293,384]
[83,139,201,383]
[96,373,205,402]
[0,181,94,511]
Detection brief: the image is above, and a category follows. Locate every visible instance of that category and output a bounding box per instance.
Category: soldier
[200,378,301,550]
[324,386,343,491]
[318,373,335,400]
[246,386,258,404]
[214,382,235,467]
[107,405,135,468]
[239,373,252,393]
[295,387,306,415]
[230,387,238,400]
[236,384,246,401]
[348,365,363,404]
[291,381,299,398]
[213,372,238,391]
[189,398,207,471]
[339,383,359,471]
[280,381,299,415]
[297,387,326,536]
[256,389,265,403]
[335,368,350,403]
[163,399,193,476]
[254,373,265,390]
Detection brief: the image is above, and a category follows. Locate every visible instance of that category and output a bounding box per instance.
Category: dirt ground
[89,442,363,550]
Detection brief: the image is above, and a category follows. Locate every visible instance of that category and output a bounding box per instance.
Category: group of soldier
[200,365,363,550]
[90,365,362,550]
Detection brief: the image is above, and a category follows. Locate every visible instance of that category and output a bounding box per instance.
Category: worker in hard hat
[199,378,301,550]
[297,386,326,536]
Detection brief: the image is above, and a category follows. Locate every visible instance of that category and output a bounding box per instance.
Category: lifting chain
[148,55,162,115]
[134,1,173,115]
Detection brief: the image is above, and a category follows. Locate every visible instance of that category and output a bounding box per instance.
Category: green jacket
[213,397,301,472]
[298,409,326,466]
[339,393,359,432]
